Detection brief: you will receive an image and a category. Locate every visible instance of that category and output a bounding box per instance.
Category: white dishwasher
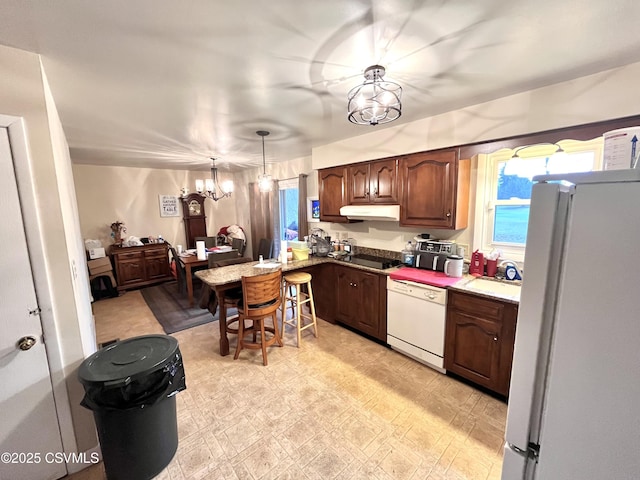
[386,277,447,373]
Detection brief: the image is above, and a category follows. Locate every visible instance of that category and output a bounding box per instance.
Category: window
[278,178,299,241]
[473,139,603,261]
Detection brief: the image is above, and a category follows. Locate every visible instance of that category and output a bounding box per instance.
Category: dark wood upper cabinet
[347,158,399,205]
[399,150,470,229]
[318,166,349,223]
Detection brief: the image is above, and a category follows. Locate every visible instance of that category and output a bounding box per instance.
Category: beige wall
[0,44,97,465]
[311,61,640,254]
[72,164,237,248]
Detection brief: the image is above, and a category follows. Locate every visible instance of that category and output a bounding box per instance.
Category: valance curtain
[297,173,308,240]
[249,181,280,260]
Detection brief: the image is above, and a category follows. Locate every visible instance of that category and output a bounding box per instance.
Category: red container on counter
[469,250,484,276]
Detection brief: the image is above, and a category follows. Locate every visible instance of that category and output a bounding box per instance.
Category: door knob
[18,336,37,351]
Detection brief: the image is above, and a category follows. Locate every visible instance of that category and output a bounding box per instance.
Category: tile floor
[66,288,506,480]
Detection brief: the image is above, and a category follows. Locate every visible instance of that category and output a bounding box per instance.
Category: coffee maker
[414,239,456,272]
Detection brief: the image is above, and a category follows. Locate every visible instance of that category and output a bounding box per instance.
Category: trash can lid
[78,335,179,387]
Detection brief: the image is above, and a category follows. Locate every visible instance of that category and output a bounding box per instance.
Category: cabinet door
[335,266,382,339]
[116,254,145,286]
[400,150,458,228]
[445,290,517,396]
[445,310,502,392]
[370,158,398,204]
[318,167,349,223]
[350,270,381,338]
[309,263,335,322]
[347,163,370,204]
[145,248,170,280]
[335,267,355,326]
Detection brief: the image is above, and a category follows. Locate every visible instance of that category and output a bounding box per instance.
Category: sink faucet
[499,260,523,280]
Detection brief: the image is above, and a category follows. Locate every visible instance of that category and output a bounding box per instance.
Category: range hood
[339,204,400,221]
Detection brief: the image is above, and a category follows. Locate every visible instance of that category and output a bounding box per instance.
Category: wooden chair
[169,246,194,294]
[231,237,246,256]
[195,236,218,248]
[207,257,253,335]
[256,238,274,260]
[234,269,283,366]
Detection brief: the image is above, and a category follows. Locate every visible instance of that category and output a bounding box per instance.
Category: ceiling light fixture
[190,157,233,201]
[257,130,272,192]
[510,143,568,161]
[347,65,402,126]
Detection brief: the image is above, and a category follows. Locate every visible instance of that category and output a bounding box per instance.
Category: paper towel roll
[196,241,207,260]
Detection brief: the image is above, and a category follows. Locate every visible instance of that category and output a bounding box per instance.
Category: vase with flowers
[110,221,127,246]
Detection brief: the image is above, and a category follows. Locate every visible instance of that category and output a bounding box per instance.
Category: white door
[0,127,66,479]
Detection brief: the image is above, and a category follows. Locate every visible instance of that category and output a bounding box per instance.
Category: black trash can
[78,335,186,480]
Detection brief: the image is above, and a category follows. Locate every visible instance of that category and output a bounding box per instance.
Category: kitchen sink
[465,277,522,299]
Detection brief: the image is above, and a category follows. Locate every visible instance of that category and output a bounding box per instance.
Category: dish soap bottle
[402,241,415,267]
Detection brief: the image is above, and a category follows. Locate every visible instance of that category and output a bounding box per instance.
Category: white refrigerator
[502,169,640,480]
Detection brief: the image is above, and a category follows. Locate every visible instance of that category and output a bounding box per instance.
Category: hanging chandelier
[347,65,402,126]
[256,130,273,192]
[510,143,568,161]
[191,158,233,201]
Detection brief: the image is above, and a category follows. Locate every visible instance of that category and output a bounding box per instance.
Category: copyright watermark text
[1,451,99,465]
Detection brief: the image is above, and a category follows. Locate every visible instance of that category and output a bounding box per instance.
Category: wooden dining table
[196,257,326,356]
[180,250,238,306]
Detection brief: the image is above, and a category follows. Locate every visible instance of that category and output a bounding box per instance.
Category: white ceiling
[1,0,639,172]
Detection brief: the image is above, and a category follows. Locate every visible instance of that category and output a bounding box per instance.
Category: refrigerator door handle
[509,443,540,461]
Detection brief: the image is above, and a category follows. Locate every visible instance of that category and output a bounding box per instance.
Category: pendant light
[257,130,272,192]
[347,65,402,126]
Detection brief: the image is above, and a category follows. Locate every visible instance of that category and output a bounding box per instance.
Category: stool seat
[283,272,312,284]
[281,271,318,347]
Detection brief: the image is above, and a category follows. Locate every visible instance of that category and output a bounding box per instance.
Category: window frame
[473,138,604,262]
[278,177,299,241]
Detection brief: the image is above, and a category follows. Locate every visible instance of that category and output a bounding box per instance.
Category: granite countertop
[447,274,522,305]
[195,256,522,304]
[195,255,403,287]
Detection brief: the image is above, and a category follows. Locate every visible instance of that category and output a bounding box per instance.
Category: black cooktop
[344,254,401,270]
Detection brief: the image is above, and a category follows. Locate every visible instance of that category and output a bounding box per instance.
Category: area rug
[141,281,227,334]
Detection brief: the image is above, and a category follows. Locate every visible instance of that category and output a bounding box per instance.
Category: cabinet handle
[446,211,451,217]
[493,336,498,341]
[365,190,370,196]
[353,283,357,287]
[373,187,378,196]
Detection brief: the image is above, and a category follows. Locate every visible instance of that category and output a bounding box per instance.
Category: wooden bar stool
[234,269,283,366]
[280,271,318,347]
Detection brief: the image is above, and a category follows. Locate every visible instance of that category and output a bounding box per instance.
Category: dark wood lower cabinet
[445,290,517,397]
[334,264,386,341]
[111,243,173,291]
[307,263,335,322]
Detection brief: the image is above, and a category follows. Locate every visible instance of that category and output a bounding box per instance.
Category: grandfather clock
[181,193,207,249]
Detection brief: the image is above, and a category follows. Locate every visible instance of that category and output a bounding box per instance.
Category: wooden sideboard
[111,243,173,291]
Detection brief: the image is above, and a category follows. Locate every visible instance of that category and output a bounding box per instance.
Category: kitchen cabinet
[444,290,517,397]
[334,264,386,341]
[399,150,470,229]
[111,243,172,291]
[296,263,336,322]
[347,158,399,205]
[318,166,349,223]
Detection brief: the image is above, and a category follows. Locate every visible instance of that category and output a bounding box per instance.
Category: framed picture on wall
[307,197,320,222]
[159,195,180,217]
